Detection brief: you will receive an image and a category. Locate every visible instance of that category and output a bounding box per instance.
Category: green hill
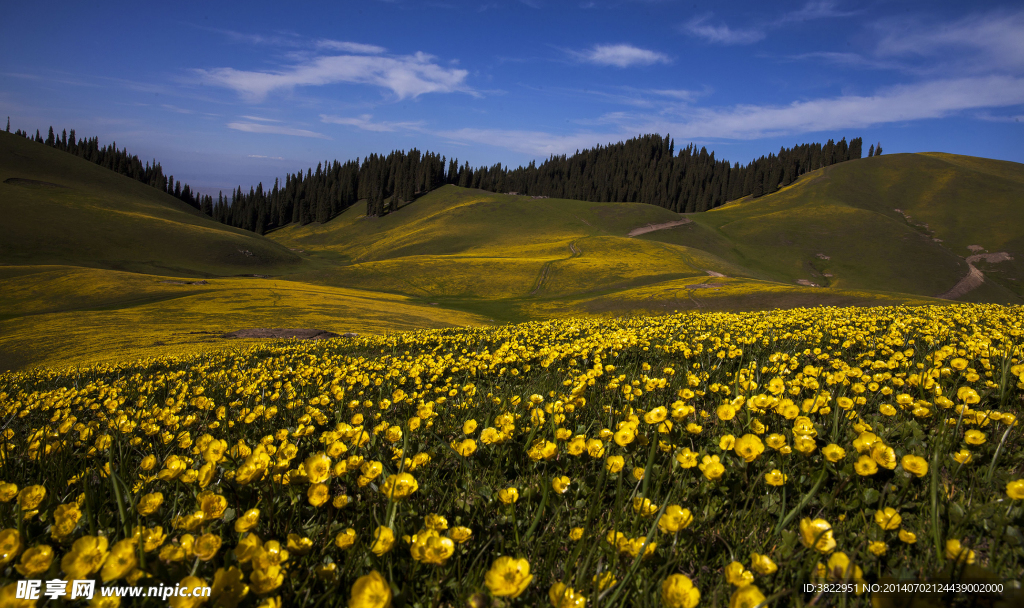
[3,135,1021,371]
[0,131,302,277]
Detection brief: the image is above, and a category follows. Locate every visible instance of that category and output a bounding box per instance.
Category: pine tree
[4,117,8,133]
[868,144,874,157]
[875,143,882,156]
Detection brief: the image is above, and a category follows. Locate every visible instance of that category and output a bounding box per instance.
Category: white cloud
[775,1,858,25]
[616,76,1024,139]
[875,10,1024,73]
[682,17,765,45]
[226,121,331,139]
[315,40,387,54]
[320,113,425,132]
[247,154,285,159]
[239,115,282,122]
[433,127,618,157]
[197,52,471,101]
[577,43,671,67]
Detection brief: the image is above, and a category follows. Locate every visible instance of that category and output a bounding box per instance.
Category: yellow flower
[234,533,262,564]
[698,455,725,481]
[528,440,558,460]
[868,541,887,556]
[854,455,878,476]
[349,570,392,608]
[61,535,109,579]
[569,527,584,541]
[498,488,519,504]
[945,539,976,564]
[463,419,478,434]
[870,443,897,469]
[952,449,972,464]
[425,514,449,530]
[719,435,736,450]
[717,404,737,421]
[334,494,352,508]
[304,453,332,484]
[660,574,700,608]
[15,544,53,577]
[211,566,250,608]
[658,505,693,533]
[632,497,658,516]
[552,476,571,494]
[17,485,46,511]
[308,483,331,507]
[452,438,478,457]
[101,538,138,582]
[874,507,902,530]
[644,406,668,424]
[194,533,222,561]
[140,455,158,471]
[750,553,777,575]
[485,556,533,598]
[412,533,455,566]
[586,439,605,457]
[675,448,698,468]
[0,482,17,502]
[549,582,587,608]
[965,430,986,445]
[898,529,917,544]
[450,527,473,543]
[734,435,765,462]
[370,526,395,556]
[729,585,766,608]
[199,492,228,520]
[686,423,703,434]
[170,576,211,608]
[799,518,836,553]
[380,473,419,501]
[1007,479,1024,500]
[613,427,635,447]
[335,529,357,550]
[606,455,625,473]
[819,552,864,583]
[822,444,846,462]
[899,454,928,477]
[250,567,283,596]
[235,508,260,533]
[764,470,787,486]
[725,561,754,587]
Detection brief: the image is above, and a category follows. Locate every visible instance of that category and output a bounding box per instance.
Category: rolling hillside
[3,133,1021,371]
[0,131,302,277]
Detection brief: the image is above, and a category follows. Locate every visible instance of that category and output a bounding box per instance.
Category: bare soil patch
[628,218,692,237]
[221,328,341,340]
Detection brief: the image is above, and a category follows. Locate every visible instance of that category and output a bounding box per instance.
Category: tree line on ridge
[5,119,877,236]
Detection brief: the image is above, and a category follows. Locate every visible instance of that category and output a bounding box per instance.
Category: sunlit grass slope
[643,153,1024,302]
[0,131,302,276]
[0,266,490,372]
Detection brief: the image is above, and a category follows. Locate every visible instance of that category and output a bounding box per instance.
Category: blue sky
[2,0,1022,195]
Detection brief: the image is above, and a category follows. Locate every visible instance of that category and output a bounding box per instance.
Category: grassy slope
[641,153,1024,303]
[0,266,489,372]
[0,131,302,277]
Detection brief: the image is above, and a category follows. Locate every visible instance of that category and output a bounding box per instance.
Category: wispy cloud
[239,115,282,122]
[434,127,615,156]
[682,16,765,45]
[247,154,286,159]
[874,9,1024,74]
[226,121,330,139]
[684,2,856,45]
[315,40,387,54]
[615,75,1024,139]
[576,43,670,67]
[320,113,425,132]
[196,52,472,101]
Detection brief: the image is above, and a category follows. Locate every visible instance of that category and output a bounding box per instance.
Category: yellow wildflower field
[1,304,1022,607]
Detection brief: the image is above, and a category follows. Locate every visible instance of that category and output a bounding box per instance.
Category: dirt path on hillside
[937,264,985,299]
[936,251,1013,299]
[221,328,344,339]
[530,241,581,295]
[628,218,692,237]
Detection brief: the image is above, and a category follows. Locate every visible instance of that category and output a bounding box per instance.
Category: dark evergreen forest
[8,120,871,235]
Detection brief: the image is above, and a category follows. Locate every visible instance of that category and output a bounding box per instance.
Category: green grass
[0,131,303,277]
[3,134,1023,372]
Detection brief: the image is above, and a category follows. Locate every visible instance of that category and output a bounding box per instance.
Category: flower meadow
[1,304,1023,608]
